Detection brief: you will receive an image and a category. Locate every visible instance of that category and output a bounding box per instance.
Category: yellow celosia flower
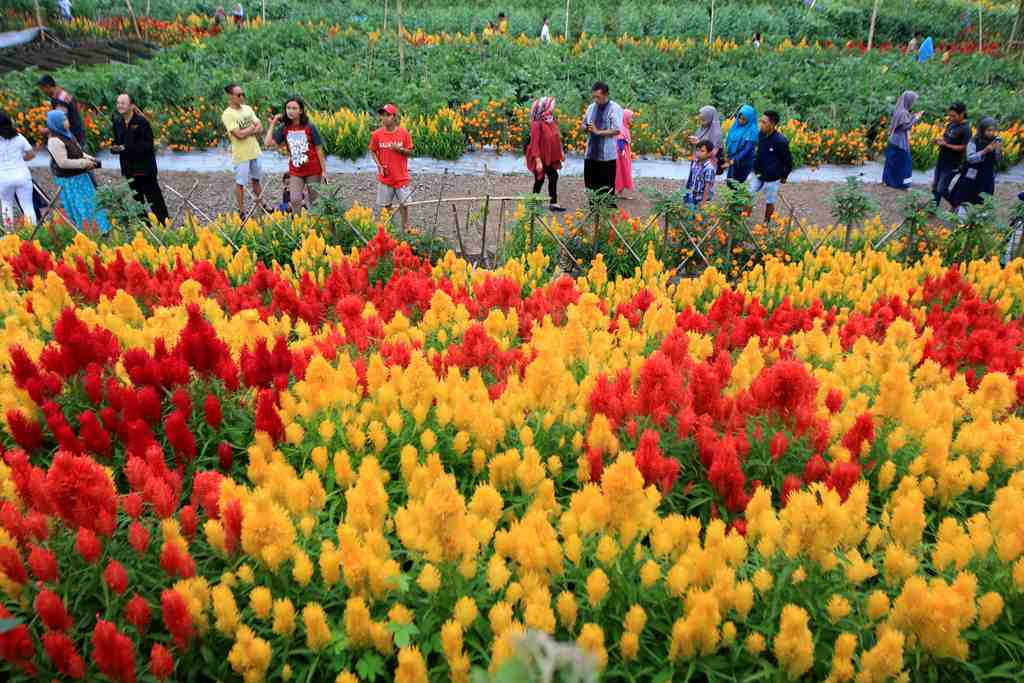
[228,625,272,683]
[745,632,766,656]
[272,598,296,636]
[774,605,813,680]
[302,602,331,650]
[865,591,890,621]
[586,568,609,606]
[826,594,851,624]
[211,584,240,636]
[394,646,428,683]
[453,596,478,627]
[624,604,646,634]
[577,623,607,670]
[977,592,1004,629]
[556,591,577,629]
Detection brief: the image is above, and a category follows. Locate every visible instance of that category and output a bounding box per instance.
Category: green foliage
[943,194,1005,263]
[94,180,148,228]
[831,176,879,248]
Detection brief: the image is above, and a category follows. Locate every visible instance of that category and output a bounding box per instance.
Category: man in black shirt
[752,110,794,224]
[37,75,86,148]
[933,102,970,207]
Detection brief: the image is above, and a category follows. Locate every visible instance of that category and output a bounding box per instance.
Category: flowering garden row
[0,211,1023,681]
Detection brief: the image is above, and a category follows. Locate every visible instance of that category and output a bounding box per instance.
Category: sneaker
[549,204,566,212]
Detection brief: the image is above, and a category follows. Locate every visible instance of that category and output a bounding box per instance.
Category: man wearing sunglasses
[222,83,265,217]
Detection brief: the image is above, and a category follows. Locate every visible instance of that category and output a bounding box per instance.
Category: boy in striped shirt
[686,141,716,207]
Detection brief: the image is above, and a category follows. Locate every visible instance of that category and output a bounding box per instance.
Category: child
[369,104,414,231]
[751,110,793,224]
[685,141,716,207]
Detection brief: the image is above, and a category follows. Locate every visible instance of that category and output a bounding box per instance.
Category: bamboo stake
[397,0,405,78]
[565,0,570,42]
[480,195,490,266]
[262,0,267,24]
[33,0,45,42]
[124,0,143,39]
[978,6,983,53]
[383,0,389,34]
[708,0,715,46]
[451,204,466,256]
[867,0,881,52]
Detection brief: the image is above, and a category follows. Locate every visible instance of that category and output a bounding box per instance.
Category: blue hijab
[918,36,934,63]
[725,104,758,156]
[46,109,73,140]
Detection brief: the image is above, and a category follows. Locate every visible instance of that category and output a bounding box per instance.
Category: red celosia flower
[828,461,862,501]
[75,527,102,564]
[35,589,73,631]
[104,559,129,594]
[137,386,162,424]
[124,594,152,634]
[586,447,604,484]
[161,589,195,650]
[78,409,112,459]
[121,492,144,519]
[149,643,174,680]
[0,604,35,674]
[222,498,243,554]
[91,619,137,683]
[178,505,198,539]
[254,389,284,443]
[159,541,196,579]
[191,470,224,518]
[825,388,843,414]
[27,545,59,583]
[45,450,118,536]
[171,388,192,417]
[128,521,150,557]
[0,546,27,584]
[42,631,85,679]
[163,410,197,464]
[5,409,43,453]
[841,412,875,458]
[204,394,223,430]
[803,454,830,484]
[751,359,818,418]
[174,304,231,377]
[217,442,233,471]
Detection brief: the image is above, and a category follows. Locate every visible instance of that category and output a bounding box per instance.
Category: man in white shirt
[540,17,551,42]
[581,81,623,204]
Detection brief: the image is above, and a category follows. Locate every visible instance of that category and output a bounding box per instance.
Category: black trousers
[531,165,559,204]
[583,159,616,201]
[932,162,957,206]
[127,174,169,226]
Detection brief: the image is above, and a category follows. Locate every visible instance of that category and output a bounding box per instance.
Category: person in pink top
[615,109,635,199]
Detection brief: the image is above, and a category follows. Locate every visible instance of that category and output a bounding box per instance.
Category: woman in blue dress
[882,91,923,190]
[45,109,111,235]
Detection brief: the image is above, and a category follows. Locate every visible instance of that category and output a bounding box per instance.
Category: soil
[30,168,1024,258]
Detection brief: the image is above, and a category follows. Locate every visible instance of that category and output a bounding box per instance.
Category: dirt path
[31,168,1024,255]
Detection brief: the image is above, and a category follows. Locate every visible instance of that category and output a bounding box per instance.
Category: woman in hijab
[882,90,923,190]
[722,104,758,184]
[46,109,110,234]
[948,117,1002,216]
[615,109,635,199]
[525,96,565,211]
[689,106,723,170]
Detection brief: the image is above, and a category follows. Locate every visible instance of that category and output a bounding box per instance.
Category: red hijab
[526,97,564,175]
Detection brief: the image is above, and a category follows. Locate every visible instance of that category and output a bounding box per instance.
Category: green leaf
[356,652,385,683]
[387,621,420,648]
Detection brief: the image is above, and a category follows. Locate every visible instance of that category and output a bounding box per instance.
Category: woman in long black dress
[948,117,1002,217]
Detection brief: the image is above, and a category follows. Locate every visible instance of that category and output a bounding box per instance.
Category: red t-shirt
[369,127,413,188]
[273,123,323,177]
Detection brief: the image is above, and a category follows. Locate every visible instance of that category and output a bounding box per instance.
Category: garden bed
[0,34,160,74]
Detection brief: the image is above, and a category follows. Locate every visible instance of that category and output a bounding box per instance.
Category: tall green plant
[831,176,878,249]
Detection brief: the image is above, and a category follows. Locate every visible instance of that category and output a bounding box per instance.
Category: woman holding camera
[46,109,110,234]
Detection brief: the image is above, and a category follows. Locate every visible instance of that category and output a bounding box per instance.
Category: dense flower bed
[0,216,1023,681]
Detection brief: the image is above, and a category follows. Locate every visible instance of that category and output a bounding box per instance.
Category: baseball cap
[377,104,398,115]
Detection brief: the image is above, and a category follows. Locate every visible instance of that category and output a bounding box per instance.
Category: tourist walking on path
[722,104,758,185]
[540,17,551,42]
[751,110,794,224]
[882,90,923,190]
[45,110,110,235]
[689,106,723,171]
[525,97,565,211]
[932,102,970,207]
[111,94,169,225]
[264,96,327,214]
[369,104,414,231]
[615,109,635,199]
[221,83,265,217]
[0,112,37,229]
[37,75,86,148]
[948,117,1002,216]
[685,141,717,208]
[581,82,623,204]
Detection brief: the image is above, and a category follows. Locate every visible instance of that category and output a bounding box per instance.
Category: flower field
[1,210,1024,681]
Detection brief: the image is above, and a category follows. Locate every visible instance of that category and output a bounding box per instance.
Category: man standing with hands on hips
[369,104,414,231]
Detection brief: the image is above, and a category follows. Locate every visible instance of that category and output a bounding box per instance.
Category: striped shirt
[686,158,716,203]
